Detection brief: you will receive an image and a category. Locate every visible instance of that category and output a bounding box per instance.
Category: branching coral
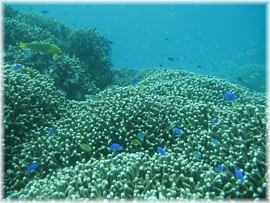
[4,66,266,200]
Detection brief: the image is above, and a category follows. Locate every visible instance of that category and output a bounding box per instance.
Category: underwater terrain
[3,5,267,200]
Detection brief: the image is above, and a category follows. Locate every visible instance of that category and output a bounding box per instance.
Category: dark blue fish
[157,146,166,155]
[47,127,53,136]
[14,64,22,70]
[173,127,183,135]
[129,68,135,73]
[235,168,244,181]
[27,163,38,172]
[211,118,216,125]
[211,138,220,146]
[74,72,79,81]
[110,143,122,151]
[214,164,224,172]
[131,78,139,84]
[223,92,237,100]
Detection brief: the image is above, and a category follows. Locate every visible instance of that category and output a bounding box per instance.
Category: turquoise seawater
[9,4,266,82]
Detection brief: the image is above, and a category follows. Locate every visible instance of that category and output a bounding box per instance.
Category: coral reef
[4,6,70,50]
[4,65,266,200]
[67,27,113,89]
[4,5,113,97]
[4,64,67,196]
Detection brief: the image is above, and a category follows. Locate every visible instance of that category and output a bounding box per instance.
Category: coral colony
[3,5,266,200]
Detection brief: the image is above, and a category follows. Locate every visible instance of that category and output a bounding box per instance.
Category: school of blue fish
[24,90,245,185]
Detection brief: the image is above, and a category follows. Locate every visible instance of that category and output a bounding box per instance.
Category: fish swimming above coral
[13,64,22,70]
[223,92,238,100]
[165,123,177,131]
[26,163,38,172]
[79,143,92,152]
[235,168,244,181]
[157,146,166,155]
[47,127,53,136]
[214,164,224,172]
[137,131,146,142]
[110,143,122,151]
[211,118,216,125]
[211,138,220,146]
[19,42,62,54]
[173,127,184,136]
[131,139,142,146]
[131,78,139,84]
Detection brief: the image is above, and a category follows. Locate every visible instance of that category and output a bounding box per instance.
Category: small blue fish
[214,164,224,172]
[235,168,244,181]
[137,131,146,142]
[75,90,81,99]
[157,146,166,155]
[211,138,220,146]
[74,72,79,81]
[14,64,22,70]
[195,150,201,159]
[211,118,216,125]
[23,49,33,57]
[131,78,139,84]
[223,92,237,100]
[47,127,53,136]
[27,163,38,172]
[129,68,135,73]
[110,143,122,151]
[173,127,183,135]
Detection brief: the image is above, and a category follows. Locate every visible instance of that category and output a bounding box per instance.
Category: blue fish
[27,163,38,172]
[211,138,220,146]
[157,146,166,155]
[235,168,244,181]
[195,150,201,159]
[23,49,33,57]
[214,164,224,172]
[131,78,139,84]
[47,127,53,136]
[14,64,22,70]
[223,92,237,100]
[75,90,81,99]
[173,127,183,135]
[129,68,135,73]
[74,72,79,81]
[137,131,146,142]
[110,143,122,151]
[211,118,216,125]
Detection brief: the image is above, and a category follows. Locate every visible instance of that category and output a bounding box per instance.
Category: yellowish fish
[131,139,142,146]
[165,123,177,131]
[138,83,145,91]
[19,42,62,54]
[79,143,92,152]
[52,54,59,61]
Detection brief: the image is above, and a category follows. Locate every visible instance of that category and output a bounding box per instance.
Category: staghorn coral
[4,67,266,200]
